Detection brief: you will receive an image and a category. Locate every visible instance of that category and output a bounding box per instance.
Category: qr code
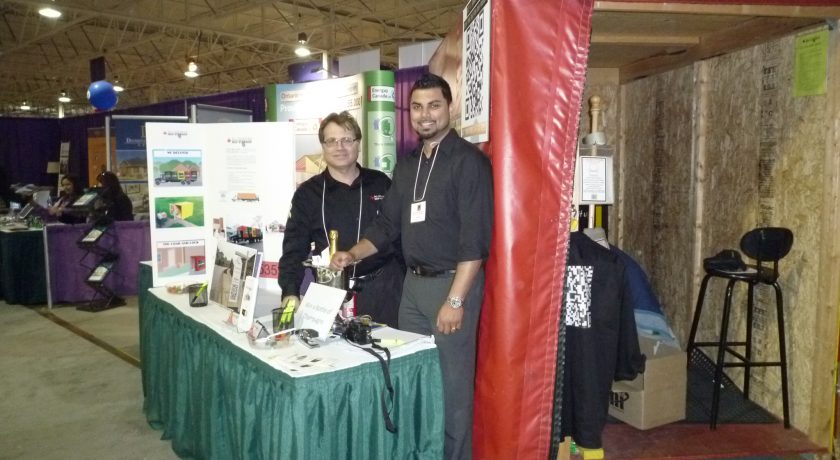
[564,265,593,328]
[464,8,485,121]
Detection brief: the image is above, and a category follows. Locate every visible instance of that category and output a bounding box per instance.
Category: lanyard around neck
[322,175,362,277]
[413,143,440,203]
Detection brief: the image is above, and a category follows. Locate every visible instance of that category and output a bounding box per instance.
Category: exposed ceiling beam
[594,2,840,19]
[591,32,700,46]
[619,16,823,83]
[0,15,91,56]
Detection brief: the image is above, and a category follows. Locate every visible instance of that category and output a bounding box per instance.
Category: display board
[112,115,189,217]
[265,70,396,180]
[146,122,296,316]
[190,104,253,123]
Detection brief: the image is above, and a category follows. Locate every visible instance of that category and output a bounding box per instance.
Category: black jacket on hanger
[555,231,646,449]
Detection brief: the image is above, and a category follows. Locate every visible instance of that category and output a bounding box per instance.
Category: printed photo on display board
[115,150,148,182]
[152,150,203,187]
[209,207,273,261]
[155,240,207,278]
[154,196,205,228]
[209,240,258,312]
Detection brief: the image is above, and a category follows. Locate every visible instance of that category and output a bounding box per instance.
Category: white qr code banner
[461,0,491,144]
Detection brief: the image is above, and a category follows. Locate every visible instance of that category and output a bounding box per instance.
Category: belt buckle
[413,266,441,277]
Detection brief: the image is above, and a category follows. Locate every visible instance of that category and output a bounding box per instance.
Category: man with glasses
[278,111,403,327]
[331,74,493,459]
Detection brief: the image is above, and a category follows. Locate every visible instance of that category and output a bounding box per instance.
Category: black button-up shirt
[365,129,493,270]
[279,166,394,296]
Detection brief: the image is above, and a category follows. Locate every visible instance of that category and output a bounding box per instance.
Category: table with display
[138,264,445,459]
[0,226,47,305]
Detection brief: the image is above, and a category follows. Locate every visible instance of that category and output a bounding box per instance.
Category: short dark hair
[410,73,452,104]
[318,111,362,144]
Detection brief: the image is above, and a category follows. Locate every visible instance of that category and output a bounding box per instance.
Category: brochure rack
[76,223,124,311]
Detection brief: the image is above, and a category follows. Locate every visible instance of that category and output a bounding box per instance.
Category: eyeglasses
[323,137,357,148]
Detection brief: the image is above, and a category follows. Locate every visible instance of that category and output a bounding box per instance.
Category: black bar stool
[687,227,793,429]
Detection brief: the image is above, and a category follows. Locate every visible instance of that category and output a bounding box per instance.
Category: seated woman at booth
[95,171,133,222]
[47,175,86,224]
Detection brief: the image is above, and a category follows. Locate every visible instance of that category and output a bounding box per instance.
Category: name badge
[410,201,426,223]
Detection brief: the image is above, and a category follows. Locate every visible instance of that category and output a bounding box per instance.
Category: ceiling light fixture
[184,60,199,78]
[295,32,311,57]
[113,78,125,92]
[20,102,31,111]
[38,6,62,18]
[58,90,71,103]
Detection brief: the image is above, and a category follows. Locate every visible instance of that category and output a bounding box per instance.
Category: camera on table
[342,316,373,345]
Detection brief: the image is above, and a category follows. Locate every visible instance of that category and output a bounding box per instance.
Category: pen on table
[191,283,208,303]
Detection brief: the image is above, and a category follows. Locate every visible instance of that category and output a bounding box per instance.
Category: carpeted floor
[0,299,176,460]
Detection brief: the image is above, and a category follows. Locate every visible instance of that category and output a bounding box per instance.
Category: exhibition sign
[113,115,189,216]
[265,70,396,179]
[113,118,150,216]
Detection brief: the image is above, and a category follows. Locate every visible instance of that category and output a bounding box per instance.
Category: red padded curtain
[474,0,594,459]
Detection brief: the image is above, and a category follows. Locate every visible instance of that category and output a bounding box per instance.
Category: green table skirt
[138,264,445,459]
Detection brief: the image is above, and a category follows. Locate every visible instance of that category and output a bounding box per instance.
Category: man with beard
[331,73,493,460]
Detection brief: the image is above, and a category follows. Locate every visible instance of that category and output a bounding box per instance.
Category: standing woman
[96,171,133,222]
[48,175,86,224]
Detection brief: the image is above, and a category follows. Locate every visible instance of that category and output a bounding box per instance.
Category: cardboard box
[608,336,687,430]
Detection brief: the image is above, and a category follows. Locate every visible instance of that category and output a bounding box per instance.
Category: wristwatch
[447,296,464,309]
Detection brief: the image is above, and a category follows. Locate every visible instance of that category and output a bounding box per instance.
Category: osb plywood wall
[620,66,695,341]
[618,29,830,434]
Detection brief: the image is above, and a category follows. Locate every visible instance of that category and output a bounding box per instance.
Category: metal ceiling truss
[0,0,462,116]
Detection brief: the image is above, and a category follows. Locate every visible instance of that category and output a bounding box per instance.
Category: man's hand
[436,303,464,335]
[329,240,379,270]
[330,251,355,270]
[281,295,300,312]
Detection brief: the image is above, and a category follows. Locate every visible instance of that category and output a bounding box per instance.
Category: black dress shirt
[365,129,493,270]
[279,166,395,297]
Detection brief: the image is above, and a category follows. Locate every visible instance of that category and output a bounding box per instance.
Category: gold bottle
[328,229,339,258]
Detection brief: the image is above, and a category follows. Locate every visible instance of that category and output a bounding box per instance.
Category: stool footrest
[721,361,783,368]
[691,341,747,347]
[691,344,784,368]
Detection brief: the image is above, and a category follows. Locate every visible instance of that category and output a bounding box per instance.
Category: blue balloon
[87,80,118,110]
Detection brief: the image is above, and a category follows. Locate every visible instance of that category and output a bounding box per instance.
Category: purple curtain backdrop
[0,118,61,188]
[47,221,152,303]
[395,66,427,157]
[1,87,266,188]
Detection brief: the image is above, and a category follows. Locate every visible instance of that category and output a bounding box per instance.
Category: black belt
[349,266,386,292]
[351,266,385,282]
[409,266,456,278]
